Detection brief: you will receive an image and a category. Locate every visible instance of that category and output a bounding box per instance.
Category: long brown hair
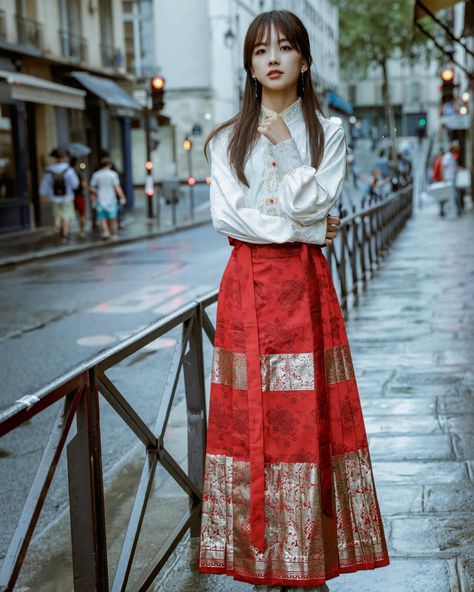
[204,9,326,187]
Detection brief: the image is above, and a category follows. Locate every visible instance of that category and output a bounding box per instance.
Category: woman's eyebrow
[255,37,289,48]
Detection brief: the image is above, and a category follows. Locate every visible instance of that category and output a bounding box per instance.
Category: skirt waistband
[228,237,323,255]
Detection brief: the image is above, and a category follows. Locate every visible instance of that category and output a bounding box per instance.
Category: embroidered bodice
[209,96,347,244]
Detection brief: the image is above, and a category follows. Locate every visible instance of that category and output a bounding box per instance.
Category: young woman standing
[198,10,390,592]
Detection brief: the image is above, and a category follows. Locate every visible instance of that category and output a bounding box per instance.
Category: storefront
[0,70,85,234]
[68,72,142,209]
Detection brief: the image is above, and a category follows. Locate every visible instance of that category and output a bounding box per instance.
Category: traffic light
[440,66,455,103]
[150,76,165,112]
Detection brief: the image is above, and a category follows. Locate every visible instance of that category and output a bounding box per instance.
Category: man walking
[89,157,127,240]
[40,148,79,244]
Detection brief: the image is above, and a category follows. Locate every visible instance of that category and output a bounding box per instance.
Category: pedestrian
[91,149,126,231]
[89,157,126,240]
[369,124,378,151]
[70,157,87,239]
[441,143,463,216]
[346,146,358,188]
[431,149,448,217]
[39,147,79,244]
[198,10,389,592]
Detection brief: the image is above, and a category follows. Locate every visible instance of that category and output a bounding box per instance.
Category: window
[409,82,421,104]
[0,104,17,199]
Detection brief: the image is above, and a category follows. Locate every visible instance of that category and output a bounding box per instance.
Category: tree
[337,0,436,167]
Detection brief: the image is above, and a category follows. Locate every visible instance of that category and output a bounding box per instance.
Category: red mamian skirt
[198,238,390,587]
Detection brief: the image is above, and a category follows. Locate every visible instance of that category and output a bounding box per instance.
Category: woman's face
[250,24,306,92]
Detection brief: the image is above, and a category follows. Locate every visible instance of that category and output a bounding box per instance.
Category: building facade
[339,55,441,141]
[0,0,141,234]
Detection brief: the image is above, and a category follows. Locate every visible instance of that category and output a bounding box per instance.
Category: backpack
[48,167,69,196]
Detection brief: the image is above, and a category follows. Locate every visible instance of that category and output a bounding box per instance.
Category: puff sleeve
[268,120,346,226]
[209,132,329,244]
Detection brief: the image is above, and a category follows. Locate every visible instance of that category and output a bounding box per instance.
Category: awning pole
[415,20,473,78]
[415,0,474,59]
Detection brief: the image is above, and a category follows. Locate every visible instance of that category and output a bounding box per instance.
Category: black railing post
[67,368,109,592]
[183,306,207,537]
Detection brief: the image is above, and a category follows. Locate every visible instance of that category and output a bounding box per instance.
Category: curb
[0,217,211,272]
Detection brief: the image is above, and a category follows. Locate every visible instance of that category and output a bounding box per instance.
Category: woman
[198,10,390,592]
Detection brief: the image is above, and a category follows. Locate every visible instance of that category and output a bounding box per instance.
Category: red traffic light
[441,67,454,82]
[151,76,165,90]
[150,76,165,112]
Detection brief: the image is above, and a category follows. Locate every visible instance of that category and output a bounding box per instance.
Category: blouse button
[272,161,277,167]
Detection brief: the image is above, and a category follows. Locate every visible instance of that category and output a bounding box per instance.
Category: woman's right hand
[325,215,340,247]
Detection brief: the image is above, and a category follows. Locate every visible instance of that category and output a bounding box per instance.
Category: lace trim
[260,97,303,125]
[268,137,304,174]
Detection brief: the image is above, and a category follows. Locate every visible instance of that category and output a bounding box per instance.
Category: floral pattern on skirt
[198,239,390,586]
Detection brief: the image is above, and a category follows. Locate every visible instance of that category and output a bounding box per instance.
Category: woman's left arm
[269,123,347,226]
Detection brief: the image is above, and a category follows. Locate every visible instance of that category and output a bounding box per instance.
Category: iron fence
[59,30,88,63]
[101,44,123,71]
[0,10,6,41]
[16,15,43,51]
[0,184,413,591]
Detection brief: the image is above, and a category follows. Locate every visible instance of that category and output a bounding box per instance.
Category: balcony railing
[0,10,6,41]
[16,14,43,50]
[59,29,87,63]
[0,185,413,590]
[101,44,122,70]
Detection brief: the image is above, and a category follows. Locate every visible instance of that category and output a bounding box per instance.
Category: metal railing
[16,15,43,50]
[0,10,6,41]
[0,185,413,591]
[101,44,122,70]
[59,29,87,63]
[329,185,413,312]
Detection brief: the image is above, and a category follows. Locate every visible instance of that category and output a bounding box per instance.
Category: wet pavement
[153,200,474,591]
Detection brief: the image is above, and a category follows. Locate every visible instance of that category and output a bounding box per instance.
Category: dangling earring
[252,75,259,99]
[300,70,305,95]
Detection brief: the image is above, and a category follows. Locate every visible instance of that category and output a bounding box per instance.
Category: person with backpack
[89,157,127,240]
[40,148,79,244]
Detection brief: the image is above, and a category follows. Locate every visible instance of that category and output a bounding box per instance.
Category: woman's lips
[268,72,283,79]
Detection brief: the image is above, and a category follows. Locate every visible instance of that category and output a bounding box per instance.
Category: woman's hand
[257,113,292,145]
[324,215,340,247]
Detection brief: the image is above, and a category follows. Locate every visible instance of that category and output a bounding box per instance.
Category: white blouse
[208,96,347,245]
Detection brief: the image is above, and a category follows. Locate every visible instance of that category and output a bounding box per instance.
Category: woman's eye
[281,45,292,51]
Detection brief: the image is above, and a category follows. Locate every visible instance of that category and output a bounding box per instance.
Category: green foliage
[336,0,436,74]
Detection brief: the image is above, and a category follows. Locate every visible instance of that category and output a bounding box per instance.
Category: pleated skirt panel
[198,239,390,587]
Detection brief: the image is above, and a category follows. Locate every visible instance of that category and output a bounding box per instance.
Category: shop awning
[328,90,353,115]
[414,0,466,21]
[0,70,85,109]
[70,71,142,117]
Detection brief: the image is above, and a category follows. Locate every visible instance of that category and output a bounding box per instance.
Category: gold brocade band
[199,449,388,581]
[211,345,355,391]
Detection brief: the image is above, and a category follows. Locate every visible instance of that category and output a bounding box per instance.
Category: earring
[300,70,305,95]
[252,75,258,99]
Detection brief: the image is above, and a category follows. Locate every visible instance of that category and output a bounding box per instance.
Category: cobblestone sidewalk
[154,200,474,592]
